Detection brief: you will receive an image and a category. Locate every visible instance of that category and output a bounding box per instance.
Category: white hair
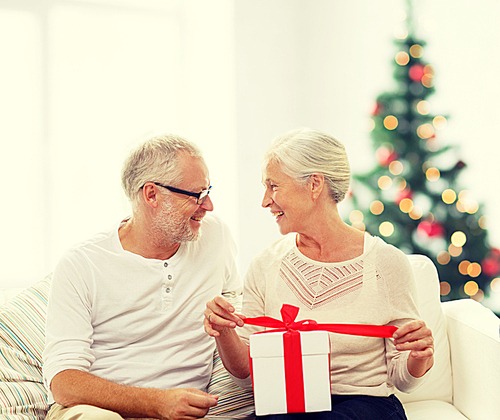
[121,133,204,209]
[262,128,350,203]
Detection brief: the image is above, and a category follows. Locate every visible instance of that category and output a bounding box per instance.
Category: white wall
[1,0,499,291]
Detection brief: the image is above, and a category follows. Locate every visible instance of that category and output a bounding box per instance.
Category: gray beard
[151,199,200,247]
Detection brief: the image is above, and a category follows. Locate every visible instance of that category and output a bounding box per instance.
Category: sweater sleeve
[376,242,430,393]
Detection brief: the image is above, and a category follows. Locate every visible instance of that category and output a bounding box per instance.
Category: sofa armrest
[442,299,500,420]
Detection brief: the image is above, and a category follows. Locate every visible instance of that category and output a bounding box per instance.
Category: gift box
[245,304,398,416]
[249,330,331,416]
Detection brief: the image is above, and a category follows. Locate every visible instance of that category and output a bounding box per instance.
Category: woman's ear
[309,173,325,201]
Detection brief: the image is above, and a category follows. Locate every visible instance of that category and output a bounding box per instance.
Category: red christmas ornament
[372,102,384,116]
[417,220,445,238]
[481,257,500,277]
[376,146,398,167]
[409,64,425,82]
[395,188,413,204]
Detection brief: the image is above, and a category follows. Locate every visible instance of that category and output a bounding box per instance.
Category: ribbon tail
[306,323,397,338]
[244,316,286,329]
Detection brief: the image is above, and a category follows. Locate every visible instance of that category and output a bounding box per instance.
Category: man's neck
[118,217,181,260]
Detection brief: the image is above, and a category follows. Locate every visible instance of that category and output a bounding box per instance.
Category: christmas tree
[347,5,500,308]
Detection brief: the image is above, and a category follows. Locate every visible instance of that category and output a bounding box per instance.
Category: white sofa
[0,254,499,420]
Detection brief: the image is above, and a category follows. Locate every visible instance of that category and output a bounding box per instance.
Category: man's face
[152,153,213,244]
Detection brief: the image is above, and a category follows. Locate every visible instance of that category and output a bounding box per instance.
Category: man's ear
[142,183,160,209]
[309,173,324,201]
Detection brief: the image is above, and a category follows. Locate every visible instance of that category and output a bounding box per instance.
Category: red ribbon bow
[244,303,398,338]
[246,304,397,414]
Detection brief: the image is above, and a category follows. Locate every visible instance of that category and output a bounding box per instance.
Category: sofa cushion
[403,400,468,420]
[396,255,453,404]
[206,351,255,419]
[0,275,51,420]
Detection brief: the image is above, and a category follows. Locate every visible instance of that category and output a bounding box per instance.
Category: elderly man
[43,134,241,420]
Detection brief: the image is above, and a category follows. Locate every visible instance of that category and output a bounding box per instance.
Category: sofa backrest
[395,254,453,405]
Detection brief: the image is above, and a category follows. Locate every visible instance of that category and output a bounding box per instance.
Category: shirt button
[165,287,171,293]
[168,275,172,280]
[164,262,168,267]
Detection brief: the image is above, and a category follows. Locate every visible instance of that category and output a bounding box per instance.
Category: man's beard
[151,199,201,246]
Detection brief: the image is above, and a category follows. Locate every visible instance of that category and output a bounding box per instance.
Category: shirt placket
[162,261,174,312]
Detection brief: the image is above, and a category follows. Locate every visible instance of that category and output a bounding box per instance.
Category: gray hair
[262,128,350,203]
[121,133,204,207]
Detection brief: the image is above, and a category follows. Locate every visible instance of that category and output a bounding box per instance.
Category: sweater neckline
[290,231,377,267]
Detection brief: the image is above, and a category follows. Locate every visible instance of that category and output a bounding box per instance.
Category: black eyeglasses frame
[143,182,212,205]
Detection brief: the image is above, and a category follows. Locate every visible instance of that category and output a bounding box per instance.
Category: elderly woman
[205,128,434,420]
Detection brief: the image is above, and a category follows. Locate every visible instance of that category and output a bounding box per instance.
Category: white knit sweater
[237,233,427,396]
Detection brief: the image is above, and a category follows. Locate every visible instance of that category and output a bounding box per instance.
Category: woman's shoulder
[249,234,296,269]
[366,234,413,277]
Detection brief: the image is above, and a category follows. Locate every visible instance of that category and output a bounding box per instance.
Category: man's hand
[50,370,217,420]
[157,388,218,420]
[204,296,246,338]
[393,320,434,378]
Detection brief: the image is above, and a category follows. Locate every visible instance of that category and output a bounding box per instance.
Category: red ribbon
[246,304,397,413]
[245,304,398,338]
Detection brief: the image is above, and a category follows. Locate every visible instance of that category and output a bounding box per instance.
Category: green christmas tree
[347,7,500,307]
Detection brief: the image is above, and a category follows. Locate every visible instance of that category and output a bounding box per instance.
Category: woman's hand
[204,296,246,338]
[393,320,434,378]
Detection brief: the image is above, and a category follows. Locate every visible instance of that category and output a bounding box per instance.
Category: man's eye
[270,185,278,190]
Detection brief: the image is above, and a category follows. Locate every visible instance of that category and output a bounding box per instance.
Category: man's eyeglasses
[144,182,212,205]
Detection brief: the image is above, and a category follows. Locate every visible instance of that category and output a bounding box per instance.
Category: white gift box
[249,330,332,416]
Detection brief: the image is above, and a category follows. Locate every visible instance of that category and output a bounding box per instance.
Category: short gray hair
[262,128,350,203]
[121,133,204,207]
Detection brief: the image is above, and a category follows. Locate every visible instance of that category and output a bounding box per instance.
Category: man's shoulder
[200,213,233,238]
[58,224,119,265]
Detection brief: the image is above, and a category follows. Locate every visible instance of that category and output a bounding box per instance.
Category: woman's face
[261,160,312,236]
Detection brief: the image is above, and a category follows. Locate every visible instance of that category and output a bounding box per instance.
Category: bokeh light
[448,244,462,257]
[451,231,467,247]
[467,262,482,278]
[426,167,440,182]
[464,280,479,296]
[442,189,457,204]
[370,200,384,215]
[389,160,403,175]
[378,176,393,190]
[417,123,435,139]
[395,51,410,66]
[399,198,414,213]
[439,281,451,296]
[416,100,430,115]
[433,115,447,130]
[458,260,471,275]
[379,221,394,237]
[349,210,364,224]
[408,205,423,220]
[384,115,399,130]
[437,251,451,265]
[421,75,434,88]
[409,44,423,58]
[456,190,479,214]
[491,278,500,293]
